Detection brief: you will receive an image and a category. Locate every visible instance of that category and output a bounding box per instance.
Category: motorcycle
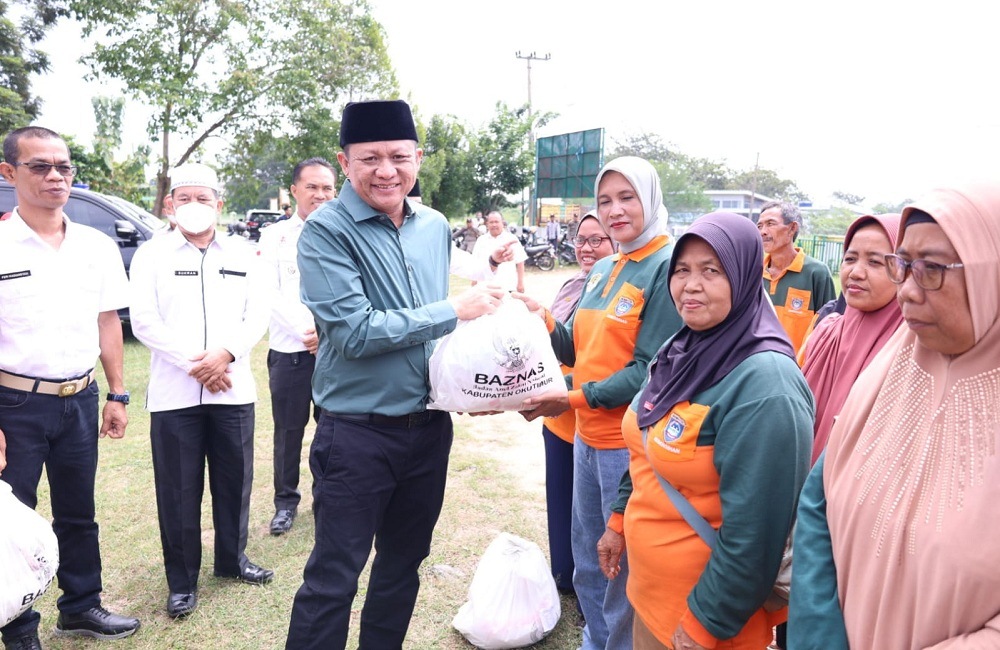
[523,242,556,272]
[557,238,577,266]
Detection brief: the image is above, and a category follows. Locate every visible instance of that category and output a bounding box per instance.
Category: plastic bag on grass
[0,481,59,627]
[453,532,560,649]
[428,299,566,412]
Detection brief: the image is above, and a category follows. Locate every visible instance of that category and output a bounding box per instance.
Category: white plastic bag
[453,533,560,649]
[428,299,567,412]
[0,481,60,627]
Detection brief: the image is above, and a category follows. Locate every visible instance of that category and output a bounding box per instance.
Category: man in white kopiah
[128,162,272,621]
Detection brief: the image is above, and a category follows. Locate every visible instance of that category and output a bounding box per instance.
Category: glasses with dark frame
[884,253,964,291]
[13,162,78,177]
[573,235,612,248]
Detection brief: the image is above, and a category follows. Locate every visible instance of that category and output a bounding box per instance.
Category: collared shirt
[762,247,836,353]
[471,230,527,291]
[258,216,315,353]
[0,209,127,378]
[129,229,269,411]
[298,181,459,416]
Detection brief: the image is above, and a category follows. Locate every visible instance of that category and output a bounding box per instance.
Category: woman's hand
[518,390,570,421]
[597,527,625,580]
[671,624,709,650]
[510,292,546,319]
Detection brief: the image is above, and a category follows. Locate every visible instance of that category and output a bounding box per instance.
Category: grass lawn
[28,269,582,649]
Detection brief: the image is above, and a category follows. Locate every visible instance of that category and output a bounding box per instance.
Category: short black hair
[3,126,63,164]
[759,200,802,241]
[292,157,336,184]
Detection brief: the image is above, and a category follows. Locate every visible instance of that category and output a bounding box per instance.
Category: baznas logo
[615,296,634,317]
[790,297,804,310]
[586,272,603,293]
[663,413,685,442]
[492,333,532,371]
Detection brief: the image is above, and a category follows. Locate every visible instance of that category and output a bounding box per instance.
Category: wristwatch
[107,392,130,405]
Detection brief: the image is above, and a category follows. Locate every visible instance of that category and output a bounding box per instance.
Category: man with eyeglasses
[285,100,507,650]
[757,201,836,353]
[0,126,140,649]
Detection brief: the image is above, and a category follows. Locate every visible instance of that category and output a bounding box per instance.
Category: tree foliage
[870,198,913,215]
[71,0,396,214]
[0,0,68,133]
[419,113,475,218]
[832,190,865,206]
[471,102,551,213]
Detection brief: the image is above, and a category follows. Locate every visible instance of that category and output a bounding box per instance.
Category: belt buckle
[58,380,79,397]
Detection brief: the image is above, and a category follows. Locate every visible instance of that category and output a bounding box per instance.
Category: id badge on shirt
[645,401,710,461]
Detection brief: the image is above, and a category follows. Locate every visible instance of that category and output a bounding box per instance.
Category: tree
[419,113,475,219]
[832,190,865,206]
[72,0,396,215]
[870,198,912,214]
[804,207,856,236]
[471,102,552,212]
[729,167,807,203]
[0,0,68,133]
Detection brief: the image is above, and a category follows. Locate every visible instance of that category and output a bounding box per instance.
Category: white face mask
[174,201,217,235]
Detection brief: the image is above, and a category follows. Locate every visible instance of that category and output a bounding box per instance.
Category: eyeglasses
[573,235,612,248]
[884,254,964,291]
[350,154,415,169]
[13,161,78,177]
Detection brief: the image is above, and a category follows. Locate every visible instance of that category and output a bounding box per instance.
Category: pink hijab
[800,214,903,464]
[824,182,1000,648]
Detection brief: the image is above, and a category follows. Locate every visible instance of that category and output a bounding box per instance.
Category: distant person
[284,99,507,649]
[757,201,835,352]
[471,210,526,292]
[0,126,140,648]
[546,214,560,250]
[258,158,337,536]
[455,217,480,252]
[129,163,273,620]
[789,183,1000,649]
[540,210,615,598]
[567,211,582,241]
[279,204,293,221]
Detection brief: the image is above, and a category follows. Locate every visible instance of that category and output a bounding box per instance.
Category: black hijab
[636,212,794,428]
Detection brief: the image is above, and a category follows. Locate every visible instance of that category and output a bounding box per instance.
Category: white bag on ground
[0,481,59,627]
[429,299,567,412]
[453,532,560,649]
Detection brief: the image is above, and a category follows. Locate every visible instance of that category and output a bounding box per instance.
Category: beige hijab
[823,182,1000,647]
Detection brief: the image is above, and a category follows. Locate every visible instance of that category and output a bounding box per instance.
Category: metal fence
[798,234,844,274]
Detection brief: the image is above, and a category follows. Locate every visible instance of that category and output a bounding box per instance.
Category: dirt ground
[453,265,581,494]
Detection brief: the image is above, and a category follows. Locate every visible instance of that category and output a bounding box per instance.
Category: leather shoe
[54,605,140,640]
[166,592,198,619]
[269,508,296,535]
[238,561,274,585]
[2,633,42,650]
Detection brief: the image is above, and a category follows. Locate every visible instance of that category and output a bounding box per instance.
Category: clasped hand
[189,348,234,393]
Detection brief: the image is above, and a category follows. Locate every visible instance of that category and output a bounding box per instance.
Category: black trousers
[285,410,453,650]
[267,350,317,511]
[149,403,255,594]
[0,382,102,642]
[542,425,575,592]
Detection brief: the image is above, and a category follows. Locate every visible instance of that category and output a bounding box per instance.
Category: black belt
[323,409,436,428]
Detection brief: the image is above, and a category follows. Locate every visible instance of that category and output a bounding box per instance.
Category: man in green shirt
[285,100,506,650]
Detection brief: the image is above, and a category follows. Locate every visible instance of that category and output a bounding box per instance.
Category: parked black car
[0,179,166,322]
[244,209,282,241]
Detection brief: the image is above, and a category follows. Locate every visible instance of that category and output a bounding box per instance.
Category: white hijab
[594,156,669,254]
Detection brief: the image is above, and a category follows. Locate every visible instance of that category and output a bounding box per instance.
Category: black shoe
[238,561,274,585]
[54,605,140,640]
[166,592,198,619]
[2,633,42,650]
[269,508,296,535]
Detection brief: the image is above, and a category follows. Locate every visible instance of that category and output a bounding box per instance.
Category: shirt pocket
[0,270,43,327]
[646,401,711,463]
[603,282,644,331]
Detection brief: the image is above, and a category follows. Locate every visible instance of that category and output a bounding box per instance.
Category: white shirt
[450,242,496,281]
[471,231,527,290]
[0,209,127,378]
[257,216,314,353]
[129,229,269,411]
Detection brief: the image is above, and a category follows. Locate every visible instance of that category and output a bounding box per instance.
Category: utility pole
[515,51,550,226]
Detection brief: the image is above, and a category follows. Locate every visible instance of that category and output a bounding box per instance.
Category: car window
[66,196,119,238]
